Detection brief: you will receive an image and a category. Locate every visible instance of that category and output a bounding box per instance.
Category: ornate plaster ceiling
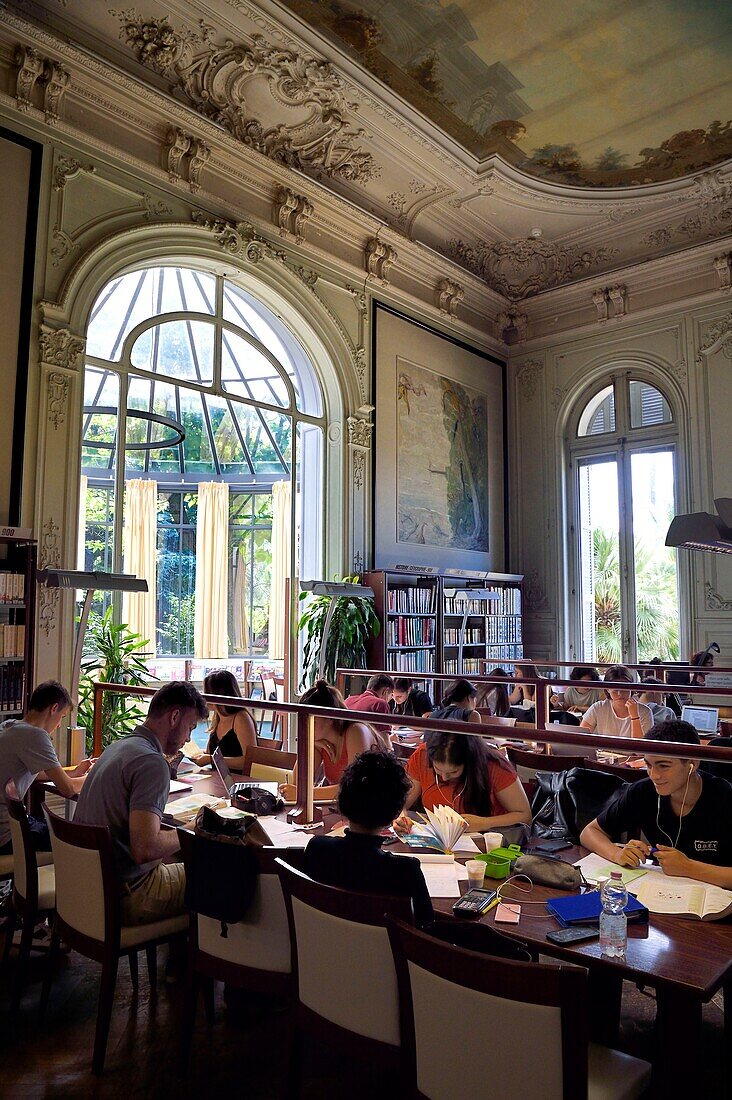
[11,0,732,303]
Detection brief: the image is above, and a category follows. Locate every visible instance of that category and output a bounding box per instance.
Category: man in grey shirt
[0,680,92,854]
[75,680,208,925]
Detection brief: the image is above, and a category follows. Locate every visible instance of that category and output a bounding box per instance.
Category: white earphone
[656,762,696,849]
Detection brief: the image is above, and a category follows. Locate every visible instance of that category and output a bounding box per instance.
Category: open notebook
[629,874,732,921]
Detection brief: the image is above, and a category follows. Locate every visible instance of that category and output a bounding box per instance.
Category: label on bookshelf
[0,526,32,540]
[391,564,440,575]
[444,568,489,579]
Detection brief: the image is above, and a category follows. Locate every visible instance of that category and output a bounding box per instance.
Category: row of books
[444,627,484,645]
[387,586,436,614]
[486,618,522,644]
[387,618,436,647]
[0,665,25,712]
[387,650,435,673]
[444,658,484,675]
[0,573,25,602]
[485,645,524,665]
[488,586,521,616]
[0,624,25,658]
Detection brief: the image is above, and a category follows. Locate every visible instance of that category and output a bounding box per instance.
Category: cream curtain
[194,480,229,659]
[268,479,291,661]
[122,478,157,654]
[231,544,250,653]
[77,474,88,570]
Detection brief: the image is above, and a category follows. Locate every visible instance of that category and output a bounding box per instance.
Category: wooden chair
[475,710,517,726]
[178,831,302,1049]
[585,758,645,782]
[387,918,651,1100]
[259,673,286,741]
[3,785,56,1011]
[244,745,297,774]
[275,857,413,1089]
[41,809,188,1075]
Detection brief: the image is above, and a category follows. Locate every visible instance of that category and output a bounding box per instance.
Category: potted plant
[298,575,380,688]
[76,607,155,753]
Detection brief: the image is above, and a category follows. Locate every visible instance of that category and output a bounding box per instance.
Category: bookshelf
[362,569,523,687]
[0,534,37,719]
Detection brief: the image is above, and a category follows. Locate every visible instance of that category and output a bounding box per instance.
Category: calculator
[452,887,498,918]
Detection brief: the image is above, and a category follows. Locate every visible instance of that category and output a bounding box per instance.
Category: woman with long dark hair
[190,669,256,771]
[431,679,482,724]
[401,730,531,832]
[508,662,540,707]
[475,668,511,717]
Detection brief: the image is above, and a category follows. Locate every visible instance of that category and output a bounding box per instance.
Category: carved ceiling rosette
[38,324,85,371]
[446,236,618,301]
[112,10,379,186]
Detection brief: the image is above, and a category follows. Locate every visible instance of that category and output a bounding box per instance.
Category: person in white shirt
[580,665,652,739]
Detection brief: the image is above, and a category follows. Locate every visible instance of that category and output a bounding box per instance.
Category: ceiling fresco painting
[279,0,732,187]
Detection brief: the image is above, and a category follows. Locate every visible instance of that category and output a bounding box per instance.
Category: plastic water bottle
[599,871,628,958]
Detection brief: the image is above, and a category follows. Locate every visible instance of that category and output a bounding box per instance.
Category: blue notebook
[547,892,649,927]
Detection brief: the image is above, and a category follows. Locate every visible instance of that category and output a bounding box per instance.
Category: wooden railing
[93,679,732,825]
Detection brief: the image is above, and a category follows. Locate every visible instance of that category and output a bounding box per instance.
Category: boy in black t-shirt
[390,677,433,719]
[581,719,732,890]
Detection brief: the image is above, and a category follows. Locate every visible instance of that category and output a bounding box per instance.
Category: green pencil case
[475,843,522,879]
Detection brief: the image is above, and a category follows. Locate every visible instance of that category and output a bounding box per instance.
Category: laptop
[211,747,279,799]
[680,705,719,735]
[545,723,597,760]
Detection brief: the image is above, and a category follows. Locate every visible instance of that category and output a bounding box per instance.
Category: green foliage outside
[591,528,679,663]
[77,607,154,753]
[298,576,380,689]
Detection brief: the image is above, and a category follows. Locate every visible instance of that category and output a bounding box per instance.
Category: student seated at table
[344,673,394,747]
[74,681,208,925]
[400,731,531,833]
[636,677,676,727]
[188,669,256,771]
[551,665,603,715]
[303,750,433,926]
[580,719,732,889]
[475,668,511,717]
[390,677,433,719]
[431,679,482,724]
[508,662,539,711]
[282,680,381,803]
[580,665,653,738]
[0,680,93,855]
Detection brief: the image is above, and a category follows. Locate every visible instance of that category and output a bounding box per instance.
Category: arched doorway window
[568,372,680,663]
[79,264,325,665]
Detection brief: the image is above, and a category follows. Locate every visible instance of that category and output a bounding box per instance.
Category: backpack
[530,767,626,842]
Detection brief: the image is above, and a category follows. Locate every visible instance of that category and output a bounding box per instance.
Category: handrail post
[287,709,322,826]
[535,676,548,731]
[92,682,104,758]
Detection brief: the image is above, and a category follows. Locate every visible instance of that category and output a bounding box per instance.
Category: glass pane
[578,460,621,662]
[82,368,118,470]
[230,404,292,477]
[86,267,216,361]
[179,390,216,473]
[221,331,291,408]
[131,320,214,383]
[630,451,679,661]
[156,500,197,658]
[629,381,672,429]
[578,385,616,437]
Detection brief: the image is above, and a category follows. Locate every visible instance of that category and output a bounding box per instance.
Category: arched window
[568,371,680,664]
[80,264,325,664]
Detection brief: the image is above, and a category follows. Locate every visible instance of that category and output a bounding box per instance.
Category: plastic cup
[484,832,503,852]
[466,860,486,888]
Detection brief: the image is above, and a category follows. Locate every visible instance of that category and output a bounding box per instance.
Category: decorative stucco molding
[705,581,732,612]
[713,253,732,293]
[274,188,314,243]
[347,416,372,449]
[47,371,69,430]
[14,45,69,122]
[38,518,61,637]
[497,309,528,346]
[163,129,211,192]
[695,312,732,364]
[365,237,397,285]
[435,278,464,320]
[112,10,379,185]
[516,359,543,401]
[524,570,549,612]
[352,450,366,490]
[38,325,85,371]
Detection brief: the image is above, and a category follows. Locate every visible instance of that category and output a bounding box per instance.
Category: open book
[629,874,732,921]
[401,805,476,854]
[164,792,227,824]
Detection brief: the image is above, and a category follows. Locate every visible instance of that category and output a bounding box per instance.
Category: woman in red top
[403,731,531,832]
[281,680,379,802]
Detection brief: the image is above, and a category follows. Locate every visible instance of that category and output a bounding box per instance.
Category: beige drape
[268,479,291,661]
[122,479,157,653]
[231,544,250,653]
[194,481,229,659]
[77,474,88,570]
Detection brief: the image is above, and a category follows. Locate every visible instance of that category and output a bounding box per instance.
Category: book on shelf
[400,806,475,855]
[444,658,483,675]
[387,586,436,614]
[389,650,435,673]
[387,617,435,647]
[0,573,24,603]
[0,624,25,658]
[630,872,732,921]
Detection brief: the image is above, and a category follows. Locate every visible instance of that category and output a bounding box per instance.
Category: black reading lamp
[665,498,732,554]
[444,588,500,676]
[36,569,148,704]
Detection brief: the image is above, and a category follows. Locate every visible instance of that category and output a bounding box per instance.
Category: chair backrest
[585,758,644,782]
[5,782,37,908]
[178,831,296,975]
[260,673,276,700]
[475,710,517,727]
[273,676,285,703]
[506,747,585,781]
[44,807,118,946]
[257,736,284,751]
[275,857,412,1049]
[244,745,297,772]
[250,762,294,785]
[388,918,588,1100]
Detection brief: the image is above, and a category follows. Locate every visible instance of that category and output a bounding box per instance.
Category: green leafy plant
[76,607,155,753]
[298,575,380,689]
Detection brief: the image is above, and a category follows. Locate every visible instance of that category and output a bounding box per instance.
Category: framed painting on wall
[373,305,507,573]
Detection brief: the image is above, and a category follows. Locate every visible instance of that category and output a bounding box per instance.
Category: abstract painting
[396,362,489,552]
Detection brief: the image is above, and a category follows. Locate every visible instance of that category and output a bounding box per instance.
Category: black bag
[184,811,259,937]
[530,767,626,842]
[232,786,284,816]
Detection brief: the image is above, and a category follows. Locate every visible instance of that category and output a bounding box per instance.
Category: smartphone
[546,927,600,945]
[534,839,572,853]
